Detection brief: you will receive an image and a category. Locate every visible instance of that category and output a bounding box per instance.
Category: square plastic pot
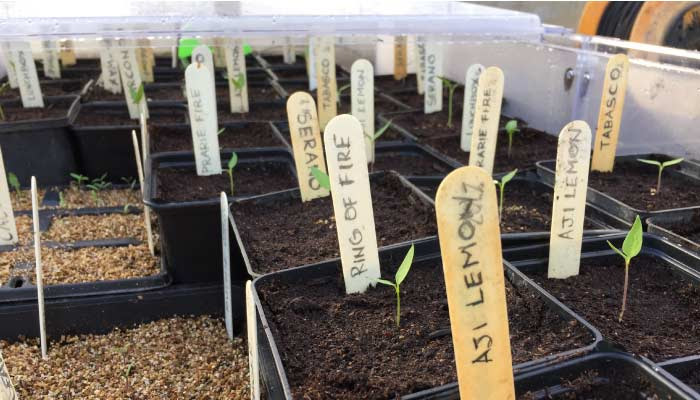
[659,356,700,399]
[647,208,700,254]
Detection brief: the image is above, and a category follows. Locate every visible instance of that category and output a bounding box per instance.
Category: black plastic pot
[144,149,297,284]
[536,154,700,225]
[659,356,700,399]
[250,241,603,399]
[71,102,188,181]
[0,78,91,100]
[647,209,700,254]
[0,95,80,186]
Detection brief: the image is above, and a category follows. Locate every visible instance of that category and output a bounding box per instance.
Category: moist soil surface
[588,162,700,211]
[388,86,465,109]
[215,84,281,102]
[371,151,453,176]
[217,102,287,122]
[1,316,249,399]
[9,189,47,211]
[234,174,433,274]
[155,162,296,202]
[656,212,700,245]
[527,254,700,362]
[72,107,186,126]
[257,259,592,399]
[0,97,74,122]
[375,74,418,93]
[0,79,86,99]
[150,123,283,153]
[675,368,700,392]
[277,121,404,145]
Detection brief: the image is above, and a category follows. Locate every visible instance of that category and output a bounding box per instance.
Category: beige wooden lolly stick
[246,281,260,400]
[350,59,375,163]
[414,36,425,95]
[0,350,17,400]
[131,130,155,256]
[2,43,18,89]
[548,121,592,279]
[41,40,61,79]
[286,92,330,202]
[435,166,514,400]
[315,36,337,130]
[591,54,629,172]
[323,115,380,294]
[212,37,227,68]
[136,39,154,83]
[31,176,48,360]
[0,147,18,246]
[283,37,296,64]
[59,41,77,66]
[468,66,504,176]
[394,35,408,80]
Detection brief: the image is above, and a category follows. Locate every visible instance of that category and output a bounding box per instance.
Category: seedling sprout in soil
[0,82,9,120]
[438,77,460,128]
[504,119,519,158]
[70,173,88,189]
[375,244,415,327]
[636,157,684,193]
[86,173,112,206]
[7,172,20,196]
[227,152,238,195]
[121,177,137,190]
[217,127,226,136]
[310,166,330,191]
[607,215,643,323]
[58,191,66,207]
[494,168,517,220]
[337,83,351,106]
[364,120,393,171]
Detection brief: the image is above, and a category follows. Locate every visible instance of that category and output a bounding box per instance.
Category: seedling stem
[375,244,415,327]
[493,169,517,220]
[438,77,460,128]
[505,120,519,158]
[606,215,643,322]
[637,158,683,193]
[227,152,238,196]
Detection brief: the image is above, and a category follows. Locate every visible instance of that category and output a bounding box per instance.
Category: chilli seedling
[337,83,351,106]
[493,169,517,220]
[438,77,461,128]
[231,73,246,91]
[58,191,66,208]
[70,173,88,190]
[607,215,643,323]
[121,176,137,190]
[86,173,112,206]
[636,157,683,193]
[504,120,519,158]
[7,172,20,196]
[130,83,145,104]
[376,244,415,328]
[217,127,226,136]
[0,82,10,121]
[226,152,238,196]
[310,166,331,191]
[364,119,393,143]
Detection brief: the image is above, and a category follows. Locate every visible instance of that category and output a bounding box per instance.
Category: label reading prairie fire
[468,66,504,176]
[185,63,222,176]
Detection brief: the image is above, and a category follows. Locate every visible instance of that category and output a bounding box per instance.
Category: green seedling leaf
[606,215,643,322]
[394,243,415,286]
[218,127,226,136]
[7,172,20,193]
[494,169,517,220]
[310,166,331,191]
[637,157,684,193]
[130,84,145,104]
[375,278,395,287]
[504,120,519,158]
[59,191,66,208]
[438,77,460,128]
[227,153,238,171]
[336,83,351,105]
[636,158,661,167]
[371,120,393,142]
[662,157,684,168]
[231,73,246,90]
[501,168,517,185]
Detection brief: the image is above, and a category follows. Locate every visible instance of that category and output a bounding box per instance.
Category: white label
[99,39,121,94]
[323,115,381,294]
[0,350,17,400]
[221,192,233,339]
[31,177,48,360]
[192,44,216,92]
[116,41,148,119]
[10,42,44,108]
[351,59,375,163]
[283,37,296,64]
[225,39,249,113]
[460,64,484,152]
[246,281,260,400]
[2,44,18,89]
[423,39,442,114]
[171,45,177,68]
[307,39,317,91]
[415,37,425,95]
[548,121,592,279]
[41,40,61,79]
[468,66,505,176]
[0,147,18,246]
[315,36,338,130]
[185,63,222,176]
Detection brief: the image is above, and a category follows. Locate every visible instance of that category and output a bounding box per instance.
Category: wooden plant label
[212,37,227,68]
[286,92,330,201]
[0,147,18,246]
[220,192,233,340]
[351,59,375,163]
[0,350,17,400]
[423,39,443,114]
[323,115,380,294]
[415,36,425,95]
[246,281,260,400]
[136,39,154,83]
[131,130,155,256]
[41,40,61,79]
[435,166,515,400]
[99,39,121,94]
[2,43,18,89]
[31,176,48,360]
[460,63,484,151]
[468,66,504,176]
[591,54,629,172]
[225,39,249,113]
[307,38,317,91]
[192,44,216,90]
[283,37,296,64]
[59,41,77,66]
[185,63,222,176]
[393,35,408,80]
[116,41,148,119]
[10,41,44,108]
[315,36,338,130]
[548,121,592,279]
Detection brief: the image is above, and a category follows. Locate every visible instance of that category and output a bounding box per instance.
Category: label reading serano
[423,39,443,114]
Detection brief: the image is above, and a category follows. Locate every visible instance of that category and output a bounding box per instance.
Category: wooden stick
[31,176,47,360]
[131,130,155,256]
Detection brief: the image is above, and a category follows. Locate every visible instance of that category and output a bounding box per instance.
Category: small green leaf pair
[438,77,460,128]
[636,158,683,193]
[231,73,246,90]
[227,153,238,196]
[337,83,351,106]
[504,120,519,158]
[364,120,393,143]
[7,172,20,195]
[607,215,643,322]
[493,169,517,220]
[376,244,415,328]
[130,84,145,104]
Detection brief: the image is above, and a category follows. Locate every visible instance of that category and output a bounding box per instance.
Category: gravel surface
[13,214,146,246]
[56,187,142,209]
[9,189,47,211]
[1,316,250,399]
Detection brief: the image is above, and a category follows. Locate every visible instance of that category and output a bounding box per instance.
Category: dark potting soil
[277,121,404,144]
[375,74,418,93]
[588,162,700,211]
[218,102,287,122]
[528,254,700,362]
[518,367,669,400]
[260,55,306,66]
[234,174,437,273]
[388,86,465,109]
[328,95,408,114]
[150,123,283,153]
[155,162,296,202]
[72,108,186,127]
[0,97,73,122]
[675,368,700,392]
[371,152,453,176]
[656,212,700,245]
[0,80,85,99]
[215,85,281,103]
[270,68,311,80]
[257,260,592,399]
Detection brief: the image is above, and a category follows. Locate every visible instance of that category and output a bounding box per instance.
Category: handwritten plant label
[394,35,408,80]
[10,41,44,108]
[315,36,338,130]
[351,59,375,163]
[468,66,504,176]
[591,54,629,172]
[548,121,592,279]
[460,64,484,151]
[192,44,216,90]
[59,41,76,66]
[287,92,330,202]
[435,166,515,400]
[283,37,296,64]
[99,39,121,94]
[225,39,249,113]
[136,39,154,83]
[2,43,18,89]
[186,63,222,176]
[415,36,425,95]
[324,115,381,294]
[246,281,260,400]
[31,176,48,360]
[212,37,227,68]
[0,148,18,246]
[0,350,17,400]
[116,41,148,119]
[307,39,318,91]
[131,130,155,256]
[41,40,61,79]
[220,192,233,340]
[423,39,443,114]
